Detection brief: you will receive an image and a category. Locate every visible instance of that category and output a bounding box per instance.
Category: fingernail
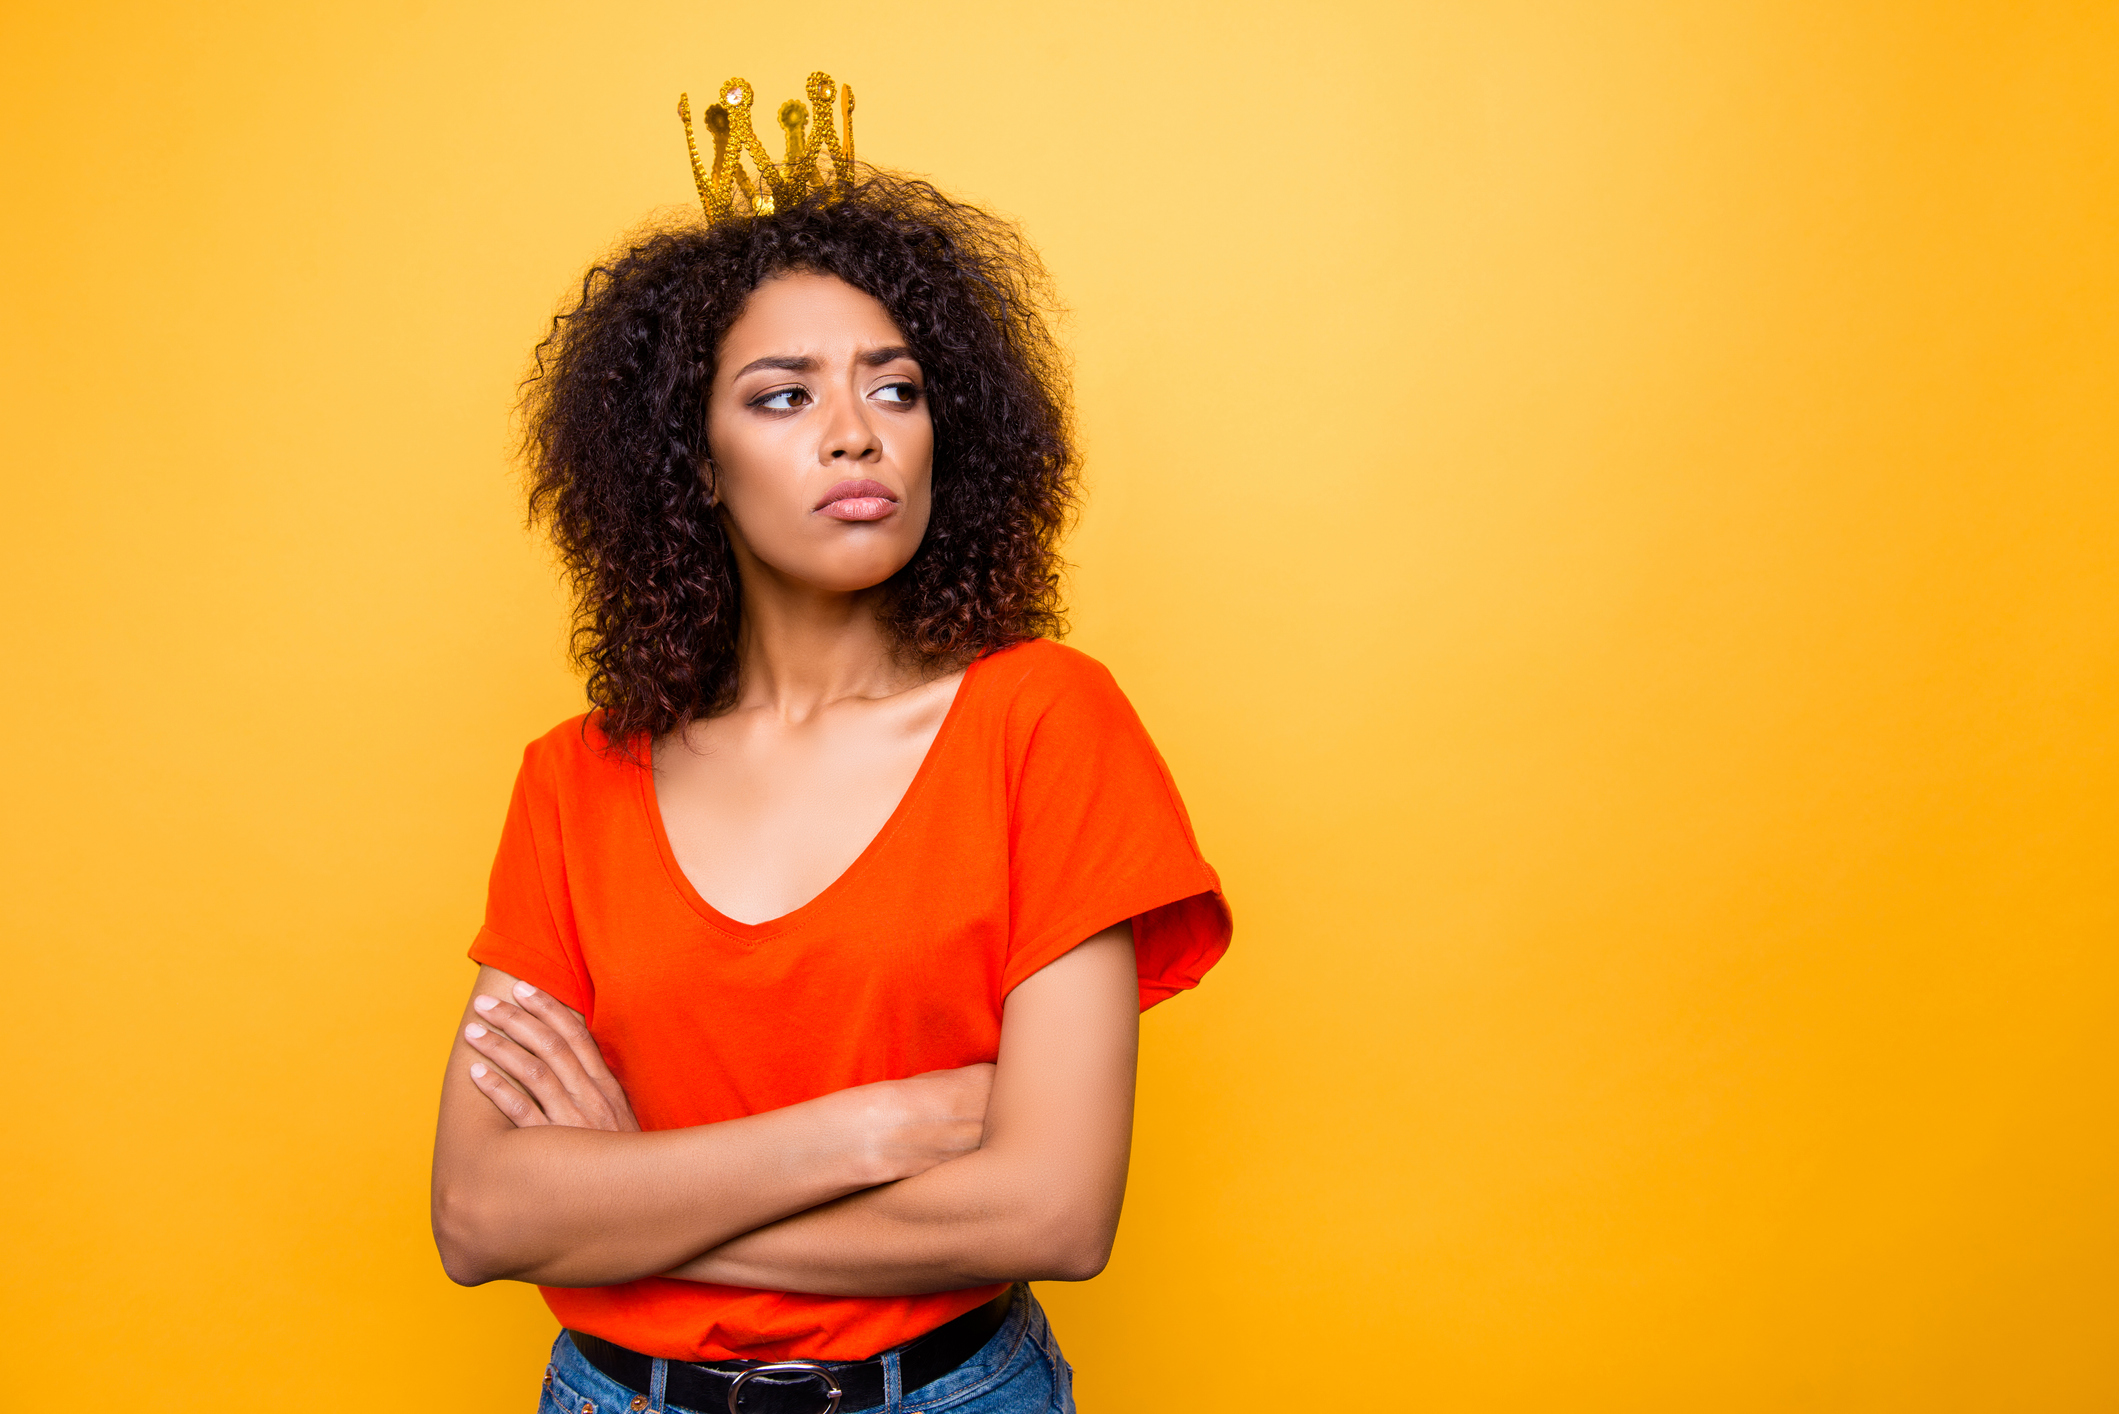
[513,982,536,1000]
[465,1022,486,1039]
[470,1063,487,1078]
[473,995,497,1013]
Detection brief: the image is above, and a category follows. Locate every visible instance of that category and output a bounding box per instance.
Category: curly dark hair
[521,171,1077,741]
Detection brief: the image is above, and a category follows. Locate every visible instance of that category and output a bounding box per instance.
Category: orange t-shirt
[468,639,1231,1362]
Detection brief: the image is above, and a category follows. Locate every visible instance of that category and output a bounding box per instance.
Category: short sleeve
[1001,647,1232,1008]
[467,735,596,1019]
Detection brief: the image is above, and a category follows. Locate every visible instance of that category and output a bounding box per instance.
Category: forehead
[720,271,908,362]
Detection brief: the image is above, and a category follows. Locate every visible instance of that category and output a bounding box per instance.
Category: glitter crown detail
[677,71,856,222]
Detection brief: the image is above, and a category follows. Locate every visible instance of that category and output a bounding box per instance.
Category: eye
[751,386,811,411]
[873,382,920,405]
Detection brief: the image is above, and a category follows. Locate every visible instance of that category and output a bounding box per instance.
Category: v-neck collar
[635,654,985,942]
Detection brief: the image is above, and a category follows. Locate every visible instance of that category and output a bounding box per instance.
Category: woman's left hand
[462,982,640,1132]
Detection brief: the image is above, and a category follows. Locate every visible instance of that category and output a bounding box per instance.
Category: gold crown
[677,71,856,222]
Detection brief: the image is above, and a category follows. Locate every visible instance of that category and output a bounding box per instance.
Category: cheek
[900,415,937,489]
[716,474,813,557]
[704,415,787,507]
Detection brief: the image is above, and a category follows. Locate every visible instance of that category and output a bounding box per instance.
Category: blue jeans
[539,1288,1076,1414]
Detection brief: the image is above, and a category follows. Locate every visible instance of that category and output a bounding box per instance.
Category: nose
[819,387,882,464]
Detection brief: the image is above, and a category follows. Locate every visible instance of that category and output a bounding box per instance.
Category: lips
[814,478,899,522]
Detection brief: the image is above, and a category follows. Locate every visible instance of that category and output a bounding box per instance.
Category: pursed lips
[814,478,899,522]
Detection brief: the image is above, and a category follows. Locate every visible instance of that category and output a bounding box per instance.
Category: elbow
[431,1179,514,1287]
[1039,1236,1113,1284]
[1015,1200,1118,1283]
[439,1252,495,1289]
[437,1244,500,1289]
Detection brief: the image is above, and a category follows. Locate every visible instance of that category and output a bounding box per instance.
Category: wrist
[810,1081,912,1188]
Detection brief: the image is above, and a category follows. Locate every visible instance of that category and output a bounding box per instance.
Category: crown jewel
[677,71,856,222]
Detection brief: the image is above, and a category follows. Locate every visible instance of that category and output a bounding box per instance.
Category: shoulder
[515,712,637,793]
[972,638,1129,715]
[970,639,1162,763]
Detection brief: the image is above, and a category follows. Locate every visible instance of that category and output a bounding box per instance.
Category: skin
[430,271,1140,1296]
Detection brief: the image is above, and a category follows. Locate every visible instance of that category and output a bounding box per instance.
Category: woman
[431,76,1230,1414]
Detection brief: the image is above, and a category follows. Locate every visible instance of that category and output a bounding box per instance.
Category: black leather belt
[565,1285,1016,1414]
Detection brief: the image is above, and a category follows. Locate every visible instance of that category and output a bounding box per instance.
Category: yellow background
[5,2,2115,1409]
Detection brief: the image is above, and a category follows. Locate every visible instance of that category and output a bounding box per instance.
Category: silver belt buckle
[726,1360,844,1414]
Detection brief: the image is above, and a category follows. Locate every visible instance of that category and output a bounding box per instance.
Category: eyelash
[747,382,921,412]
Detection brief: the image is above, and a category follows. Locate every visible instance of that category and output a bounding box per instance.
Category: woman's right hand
[463,981,640,1133]
[435,968,993,1288]
[839,1063,995,1184]
[463,983,989,1182]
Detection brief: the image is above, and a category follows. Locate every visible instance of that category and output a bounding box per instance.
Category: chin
[802,552,919,595]
[802,526,924,586]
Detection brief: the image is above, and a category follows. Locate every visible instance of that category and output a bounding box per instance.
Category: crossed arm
[429,924,1138,1295]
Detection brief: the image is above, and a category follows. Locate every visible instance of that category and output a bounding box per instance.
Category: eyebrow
[730,345,919,380]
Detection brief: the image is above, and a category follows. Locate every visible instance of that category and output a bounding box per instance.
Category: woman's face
[704,271,934,595]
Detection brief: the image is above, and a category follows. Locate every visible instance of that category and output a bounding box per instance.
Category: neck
[728,550,919,722]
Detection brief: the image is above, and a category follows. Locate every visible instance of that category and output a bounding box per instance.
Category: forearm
[432,967,995,1290]
[669,926,1141,1297]
[666,1142,1121,1296]
[433,1097,882,1288]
